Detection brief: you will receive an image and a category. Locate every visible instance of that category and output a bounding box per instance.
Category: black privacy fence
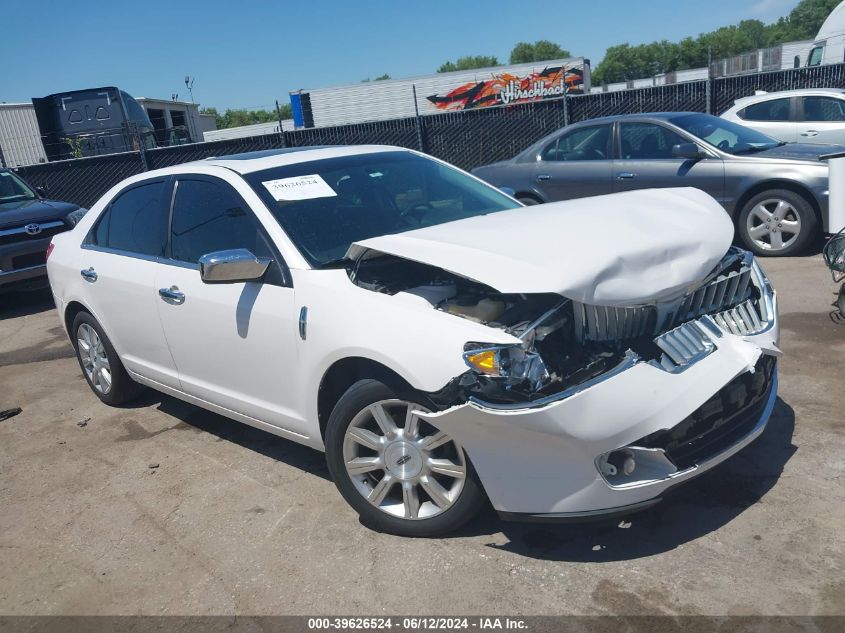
[14,62,845,209]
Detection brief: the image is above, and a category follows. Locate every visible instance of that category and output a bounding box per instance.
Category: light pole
[184,76,195,104]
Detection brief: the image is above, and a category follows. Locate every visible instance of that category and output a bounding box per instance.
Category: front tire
[325,380,485,537]
[72,312,144,406]
[737,189,818,256]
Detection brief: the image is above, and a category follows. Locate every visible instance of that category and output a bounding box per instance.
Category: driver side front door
[153,175,306,437]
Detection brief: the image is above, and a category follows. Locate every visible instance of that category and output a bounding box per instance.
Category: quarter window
[801,96,845,122]
[542,125,611,161]
[619,123,687,159]
[92,181,168,256]
[170,179,275,268]
[740,98,791,122]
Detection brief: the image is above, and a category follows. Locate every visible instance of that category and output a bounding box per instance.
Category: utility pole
[184,76,195,104]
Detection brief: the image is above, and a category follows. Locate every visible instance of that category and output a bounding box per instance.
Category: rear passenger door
[153,175,304,435]
[79,178,179,387]
[531,124,613,200]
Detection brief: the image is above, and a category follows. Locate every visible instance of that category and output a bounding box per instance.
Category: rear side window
[802,96,845,122]
[170,179,274,266]
[92,181,168,256]
[542,125,611,161]
[740,98,790,122]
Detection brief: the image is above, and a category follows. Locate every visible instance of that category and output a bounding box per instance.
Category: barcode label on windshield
[262,174,337,201]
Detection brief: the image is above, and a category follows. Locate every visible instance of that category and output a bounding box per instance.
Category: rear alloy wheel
[72,312,144,406]
[325,380,485,536]
[738,189,818,256]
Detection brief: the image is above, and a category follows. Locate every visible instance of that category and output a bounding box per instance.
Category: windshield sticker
[262,174,337,201]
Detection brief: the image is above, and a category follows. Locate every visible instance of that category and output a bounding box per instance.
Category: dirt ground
[0,255,843,616]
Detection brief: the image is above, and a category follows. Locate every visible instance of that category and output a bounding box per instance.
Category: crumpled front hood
[750,142,845,162]
[347,187,734,306]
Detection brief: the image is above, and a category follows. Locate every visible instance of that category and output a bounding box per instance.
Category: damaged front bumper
[419,308,781,521]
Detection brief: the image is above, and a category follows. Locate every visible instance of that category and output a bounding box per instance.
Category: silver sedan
[472,112,839,256]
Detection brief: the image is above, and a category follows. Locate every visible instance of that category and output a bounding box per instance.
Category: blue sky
[2,0,800,111]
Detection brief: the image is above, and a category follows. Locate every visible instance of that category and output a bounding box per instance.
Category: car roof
[565,112,701,125]
[732,88,845,106]
[199,145,409,174]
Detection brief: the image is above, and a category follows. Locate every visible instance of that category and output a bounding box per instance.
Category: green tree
[361,74,391,82]
[592,0,841,84]
[509,40,572,63]
[201,105,292,129]
[437,55,499,73]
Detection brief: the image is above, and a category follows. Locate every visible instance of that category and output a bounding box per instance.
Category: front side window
[802,96,845,122]
[670,113,783,155]
[619,123,687,159]
[244,151,519,267]
[170,179,274,266]
[542,125,611,161]
[92,181,168,256]
[808,46,824,66]
[741,98,791,122]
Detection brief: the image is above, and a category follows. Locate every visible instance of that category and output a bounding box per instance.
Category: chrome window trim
[80,243,199,270]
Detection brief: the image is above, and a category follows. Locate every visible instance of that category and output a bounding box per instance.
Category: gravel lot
[0,255,843,616]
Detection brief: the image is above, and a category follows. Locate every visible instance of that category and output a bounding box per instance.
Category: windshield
[669,113,783,155]
[0,170,38,204]
[244,151,520,267]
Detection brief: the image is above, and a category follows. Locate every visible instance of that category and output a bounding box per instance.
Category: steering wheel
[717,139,731,151]
[399,202,433,224]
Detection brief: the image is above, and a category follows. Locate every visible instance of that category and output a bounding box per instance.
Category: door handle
[617,172,636,180]
[158,285,185,304]
[801,130,819,137]
[80,267,97,282]
[536,174,551,181]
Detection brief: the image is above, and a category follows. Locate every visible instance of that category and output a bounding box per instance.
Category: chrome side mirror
[198,248,271,284]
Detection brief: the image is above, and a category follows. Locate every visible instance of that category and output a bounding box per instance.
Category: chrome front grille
[711,299,768,336]
[654,321,715,371]
[573,302,656,343]
[674,265,753,324]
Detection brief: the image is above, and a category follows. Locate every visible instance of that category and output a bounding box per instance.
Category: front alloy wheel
[343,399,466,520]
[77,323,112,395]
[738,189,818,256]
[326,380,485,536]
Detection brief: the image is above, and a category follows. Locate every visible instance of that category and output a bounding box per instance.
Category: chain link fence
[13,62,845,209]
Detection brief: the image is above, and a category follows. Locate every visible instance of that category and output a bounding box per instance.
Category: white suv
[46,146,781,536]
[722,88,845,144]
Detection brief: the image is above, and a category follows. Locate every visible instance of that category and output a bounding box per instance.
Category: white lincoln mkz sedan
[47,146,781,536]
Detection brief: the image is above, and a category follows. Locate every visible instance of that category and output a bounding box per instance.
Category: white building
[0,103,48,167]
[135,97,208,145]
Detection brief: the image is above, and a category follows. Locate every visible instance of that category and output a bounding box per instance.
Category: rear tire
[325,379,486,537]
[737,189,818,257]
[71,312,144,406]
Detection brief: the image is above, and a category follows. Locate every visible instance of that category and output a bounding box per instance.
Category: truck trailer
[290,57,590,129]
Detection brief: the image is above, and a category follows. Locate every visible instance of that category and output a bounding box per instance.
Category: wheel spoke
[780,219,800,235]
[749,224,769,238]
[77,337,91,354]
[346,456,382,475]
[402,482,420,519]
[421,430,451,451]
[774,200,789,218]
[404,406,420,438]
[369,403,398,437]
[98,367,112,391]
[368,473,395,504]
[420,476,451,509]
[347,426,383,451]
[770,231,784,250]
[427,458,466,479]
[751,204,773,222]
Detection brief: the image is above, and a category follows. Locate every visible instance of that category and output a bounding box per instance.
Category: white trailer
[807,0,845,66]
[290,57,590,128]
[203,120,295,142]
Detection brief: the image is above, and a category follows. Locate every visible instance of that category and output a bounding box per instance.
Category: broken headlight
[463,343,550,391]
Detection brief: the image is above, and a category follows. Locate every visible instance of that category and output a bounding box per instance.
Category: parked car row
[472,111,839,257]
